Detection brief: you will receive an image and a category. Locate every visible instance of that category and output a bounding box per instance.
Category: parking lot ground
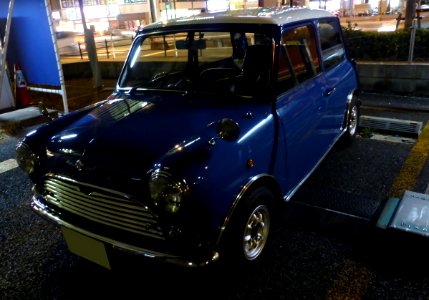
[283,132,412,232]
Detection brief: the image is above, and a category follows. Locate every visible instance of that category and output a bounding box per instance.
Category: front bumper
[31,193,220,268]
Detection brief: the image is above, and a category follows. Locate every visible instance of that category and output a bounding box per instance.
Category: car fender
[153,111,279,244]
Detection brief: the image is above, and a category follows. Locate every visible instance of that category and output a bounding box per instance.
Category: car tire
[339,95,360,147]
[222,186,275,268]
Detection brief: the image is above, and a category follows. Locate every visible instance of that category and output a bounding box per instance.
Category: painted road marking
[389,122,429,198]
[327,121,429,299]
[327,260,373,300]
[0,159,18,174]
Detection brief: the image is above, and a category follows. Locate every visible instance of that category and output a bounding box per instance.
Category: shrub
[343,28,429,62]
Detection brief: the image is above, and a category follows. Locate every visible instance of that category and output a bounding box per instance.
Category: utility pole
[404,0,416,30]
[149,0,158,23]
[78,0,102,89]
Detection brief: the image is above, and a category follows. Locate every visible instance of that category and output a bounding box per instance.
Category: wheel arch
[342,88,361,130]
[214,173,282,248]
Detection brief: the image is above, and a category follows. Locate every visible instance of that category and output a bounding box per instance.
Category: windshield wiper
[127,86,189,97]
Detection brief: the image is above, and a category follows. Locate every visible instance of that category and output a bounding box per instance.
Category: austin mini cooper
[17,7,360,269]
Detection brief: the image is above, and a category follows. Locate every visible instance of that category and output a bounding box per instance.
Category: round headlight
[149,169,188,214]
[16,142,38,174]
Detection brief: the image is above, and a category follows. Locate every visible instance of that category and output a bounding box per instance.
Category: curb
[0,106,58,136]
[359,92,429,112]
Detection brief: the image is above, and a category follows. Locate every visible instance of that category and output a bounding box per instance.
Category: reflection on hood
[90,98,152,123]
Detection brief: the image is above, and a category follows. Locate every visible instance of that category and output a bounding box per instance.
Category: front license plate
[62,227,111,270]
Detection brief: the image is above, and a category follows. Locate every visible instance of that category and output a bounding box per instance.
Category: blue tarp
[0,0,60,86]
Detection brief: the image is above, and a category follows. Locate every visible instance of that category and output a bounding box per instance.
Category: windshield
[118,30,274,96]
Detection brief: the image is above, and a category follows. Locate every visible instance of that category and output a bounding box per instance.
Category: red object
[14,64,32,108]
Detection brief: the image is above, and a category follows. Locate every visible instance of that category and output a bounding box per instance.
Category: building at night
[50,0,406,35]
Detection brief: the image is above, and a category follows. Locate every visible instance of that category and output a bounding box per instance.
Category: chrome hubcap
[243,205,270,260]
[348,105,358,136]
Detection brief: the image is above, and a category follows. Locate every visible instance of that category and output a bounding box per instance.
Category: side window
[276,45,296,94]
[281,25,320,84]
[318,19,346,70]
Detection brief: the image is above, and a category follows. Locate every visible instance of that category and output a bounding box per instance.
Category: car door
[317,17,357,144]
[274,23,327,197]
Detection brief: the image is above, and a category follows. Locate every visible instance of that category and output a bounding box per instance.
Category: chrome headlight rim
[16,141,39,174]
[149,168,189,214]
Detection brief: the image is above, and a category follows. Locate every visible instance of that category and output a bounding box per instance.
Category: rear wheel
[339,95,360,147]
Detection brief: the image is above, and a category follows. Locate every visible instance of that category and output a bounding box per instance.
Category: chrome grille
[43,176,164,240]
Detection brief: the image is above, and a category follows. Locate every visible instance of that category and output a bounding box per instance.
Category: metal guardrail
[79,36,133,60]
[58,35,133,60]
[396,7,429,30]
[416,7,429,28]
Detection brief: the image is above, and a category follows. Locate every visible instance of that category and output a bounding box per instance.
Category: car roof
[141,7,334,32]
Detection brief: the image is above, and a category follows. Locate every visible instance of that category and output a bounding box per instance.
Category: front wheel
[222,187,275,267]
[242,203,271,260]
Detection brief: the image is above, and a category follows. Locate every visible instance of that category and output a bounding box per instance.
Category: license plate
[62,227,111,270]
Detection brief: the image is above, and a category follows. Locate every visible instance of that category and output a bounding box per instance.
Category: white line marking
[0,159,18,174]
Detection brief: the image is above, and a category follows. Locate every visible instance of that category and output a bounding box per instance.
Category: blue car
[16,7,360,270]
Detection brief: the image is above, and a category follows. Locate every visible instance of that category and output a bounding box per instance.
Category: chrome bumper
[31,194,220,268]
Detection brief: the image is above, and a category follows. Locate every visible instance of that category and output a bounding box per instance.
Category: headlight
[149,169,189,214]
[16,142,39,174]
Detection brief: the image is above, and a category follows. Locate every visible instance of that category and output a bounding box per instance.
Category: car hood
[46,93,247,177]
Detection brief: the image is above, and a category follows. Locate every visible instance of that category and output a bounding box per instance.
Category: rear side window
[280,25,320,85]
[318,19,346,70]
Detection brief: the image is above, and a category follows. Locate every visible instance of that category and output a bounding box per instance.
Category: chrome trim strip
[31,195,219,268]
[46,174,132,199]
